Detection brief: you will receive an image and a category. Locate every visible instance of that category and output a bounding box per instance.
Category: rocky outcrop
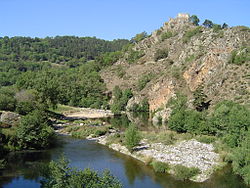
[101,13,250,112]
[152,108,172,125]
[0,111,21,127]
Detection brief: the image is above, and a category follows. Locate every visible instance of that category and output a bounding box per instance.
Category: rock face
[0,111,21,126]
[101,13,250,113]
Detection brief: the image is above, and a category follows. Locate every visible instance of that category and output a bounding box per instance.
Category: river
[0,135,247,188]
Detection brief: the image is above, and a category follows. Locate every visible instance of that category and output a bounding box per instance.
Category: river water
[0,136,247,188]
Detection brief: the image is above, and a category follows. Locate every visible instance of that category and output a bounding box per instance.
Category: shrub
[212,24,222,32]
[130,98,149,112]
[183,27,202,43]
[16,110,55,149]
[156,29,162,36]
[196,135,216,144]
[152,161,169,173]
[124,124,141,151]
[132,32,148,43]
[173,165,200,180]
[16,101,35,115]
[127,50,144,63]
[154,48,169,61]
[111,87,133,114]
[0,88,16,111]
[192,85,209,111]
[137,73,154,90]
[229,47,250,65]
[161,32,173,41]
[115,65,126,78]
[232,130,250,185]
[40,156,122,188]
[209,100,250,147]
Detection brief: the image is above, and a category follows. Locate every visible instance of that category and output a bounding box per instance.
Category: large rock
[0,111,21,127]
[152,108,172,126]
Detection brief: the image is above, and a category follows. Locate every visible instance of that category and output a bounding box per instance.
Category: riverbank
[54,118,223,183]
[89,133,221,182]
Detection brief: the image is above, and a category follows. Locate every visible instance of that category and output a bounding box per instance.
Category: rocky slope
[101,13,250,121]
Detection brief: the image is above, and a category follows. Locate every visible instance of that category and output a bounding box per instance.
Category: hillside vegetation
[0,13,249,185]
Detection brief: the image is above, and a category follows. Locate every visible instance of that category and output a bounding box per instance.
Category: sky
[0,0,249,40]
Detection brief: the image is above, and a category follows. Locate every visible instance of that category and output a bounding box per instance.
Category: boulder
[152,108,172,126]
[0,111,21,127]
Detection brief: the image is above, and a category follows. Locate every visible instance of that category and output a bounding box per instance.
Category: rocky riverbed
[53,118,221,183]
[90,134,221,182]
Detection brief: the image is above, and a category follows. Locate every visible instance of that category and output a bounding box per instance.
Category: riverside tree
[125,124,141,152]
[40,156,122,188]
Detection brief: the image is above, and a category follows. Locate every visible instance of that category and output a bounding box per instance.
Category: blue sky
[0,0,249,40]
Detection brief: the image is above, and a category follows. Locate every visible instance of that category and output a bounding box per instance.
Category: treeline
[0,36,129,65]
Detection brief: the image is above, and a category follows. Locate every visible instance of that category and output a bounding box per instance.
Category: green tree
[222,23,229,29]
[125,124,141,152]
[189,15,200,26]
[41,156,122,188]
[131,32,148,43]
[0,87,16,111]
[203,19,214,28]
[210,101,250,147]
[232,130,250,185]
[16,110,55,149]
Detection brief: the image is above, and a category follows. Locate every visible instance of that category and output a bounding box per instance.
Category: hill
[101,14,250,116]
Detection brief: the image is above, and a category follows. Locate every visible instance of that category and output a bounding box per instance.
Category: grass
[173,165,200,180]
[106,133,124,145]
[1,127,16,137]
[50,104,78,114]
[69,124,109,139]
[141,130,193,145]
[151,161,169,173]
[196,135,217,144]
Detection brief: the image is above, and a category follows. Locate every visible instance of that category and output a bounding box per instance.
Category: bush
[130,98,149,112]
[124,124,141,151]
[127,50,144,63]
[161,32,173,41]
[152,161,169,173]
[132,32,148,43]
[183,27,202,43]
[173,165,200,180]
[229,47,250,65]
[0,88,16,111]
[209,100,250,147]
[232,130,250,185]
[115,65,126,78]
[16,110,55,149]
[111,87,133,114]
[40,156,122,188]
[137,73,154,91]
[196,135,216,144]
[16,101,35,115]
[212,24,222,32]
[154,48,169,61]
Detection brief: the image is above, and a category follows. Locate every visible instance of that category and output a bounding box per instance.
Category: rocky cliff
[101,14,250,119]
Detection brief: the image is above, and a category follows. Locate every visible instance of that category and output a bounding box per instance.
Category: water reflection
[0,127,248,188]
